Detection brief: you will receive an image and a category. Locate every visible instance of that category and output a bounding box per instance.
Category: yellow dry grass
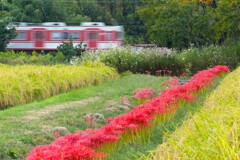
[0,62,118,109]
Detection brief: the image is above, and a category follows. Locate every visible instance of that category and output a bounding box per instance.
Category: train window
[117,32,123,40]
[52,32,62,40]
[105,32,112,41]
[35,31,44,39]
[70,32,80,39]
[63,32,68,39]
[15,32,26,40]
[88,31,98,40]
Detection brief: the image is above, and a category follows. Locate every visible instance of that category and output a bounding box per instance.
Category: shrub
[81,47,185,76]
[57,37,84,62]
[177,41,240,74]
[80,42,240,76]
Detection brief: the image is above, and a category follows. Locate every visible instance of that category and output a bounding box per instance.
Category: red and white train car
[7,22,124,50]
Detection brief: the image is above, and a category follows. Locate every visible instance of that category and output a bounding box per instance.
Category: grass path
[0,74,167,159]
[22,97,100,120]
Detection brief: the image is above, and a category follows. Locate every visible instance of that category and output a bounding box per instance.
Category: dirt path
[23,97,100,120]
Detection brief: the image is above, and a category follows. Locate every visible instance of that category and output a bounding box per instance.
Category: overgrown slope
[150,67,240,159]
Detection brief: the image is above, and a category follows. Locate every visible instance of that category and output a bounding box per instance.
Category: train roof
[10,22,121,27]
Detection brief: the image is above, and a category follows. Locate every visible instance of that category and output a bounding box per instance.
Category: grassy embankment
[142,67,240,159]
[106,75,224,160]
[0,74,167,159]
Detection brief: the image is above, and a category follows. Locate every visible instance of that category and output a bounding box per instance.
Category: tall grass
[0,51,66,65]
[0,62,118,109]
[177,41,240,75]
[147,66,240,159]
[80,47,184,75]
[80,41,240,76]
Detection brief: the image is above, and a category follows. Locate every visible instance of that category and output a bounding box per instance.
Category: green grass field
[0,74,168,159]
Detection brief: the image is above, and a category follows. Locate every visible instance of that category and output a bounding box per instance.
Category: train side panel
[7,23,124,51]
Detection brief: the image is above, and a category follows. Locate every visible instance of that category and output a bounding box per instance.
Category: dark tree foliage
[138,0,240,49]
[0,0,147,44]
[57,37,85,62]
[0,17,16,52]
[0,0,239,49]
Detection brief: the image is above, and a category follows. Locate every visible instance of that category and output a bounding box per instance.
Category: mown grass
[0,74,168,159]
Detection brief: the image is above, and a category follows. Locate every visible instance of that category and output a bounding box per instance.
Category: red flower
[145,70,151,74]
[134,88,156,104]
[26,65,230,160]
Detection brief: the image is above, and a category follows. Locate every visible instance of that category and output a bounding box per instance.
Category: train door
[87,30,99,49]
[33,29,45,48]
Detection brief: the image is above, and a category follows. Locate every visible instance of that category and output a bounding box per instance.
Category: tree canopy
[0,0,147,44]
[137,0,240,49]
[0,0,239,48]
[0,17,16,51]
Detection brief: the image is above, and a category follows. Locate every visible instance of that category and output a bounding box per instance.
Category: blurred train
[7,22,124,51]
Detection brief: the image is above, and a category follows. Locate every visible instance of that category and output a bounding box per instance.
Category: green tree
[138,0,214,49]
[121,0,147,44]
[0,17,16,51]
[0,0,11,19]
[1,0,149,44]
[6,0,67,22]
[57,37,85,62]
[213,0,240,42]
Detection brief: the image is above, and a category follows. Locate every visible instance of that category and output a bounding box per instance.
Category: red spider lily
[26,65,230,160]
[156,70,162,76]
[86,116,96,128]
[134,88,156,104]
[55,131,59,139]
[180,72,188,78]
[212,65,230,73]
[161,77,179,88]
[145,70,151,74]
[26,144,105,160]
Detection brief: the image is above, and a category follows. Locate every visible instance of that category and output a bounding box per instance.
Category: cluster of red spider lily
[156,69,172,76]
[161,76,179,88]
[26,65,229,160]
[145,69,173,76]
[134,88,156,104]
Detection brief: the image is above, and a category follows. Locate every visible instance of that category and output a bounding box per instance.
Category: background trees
[0,17,16,51]
[0,0,239,48]
[0,0,147,44]
[137,0,240,49]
